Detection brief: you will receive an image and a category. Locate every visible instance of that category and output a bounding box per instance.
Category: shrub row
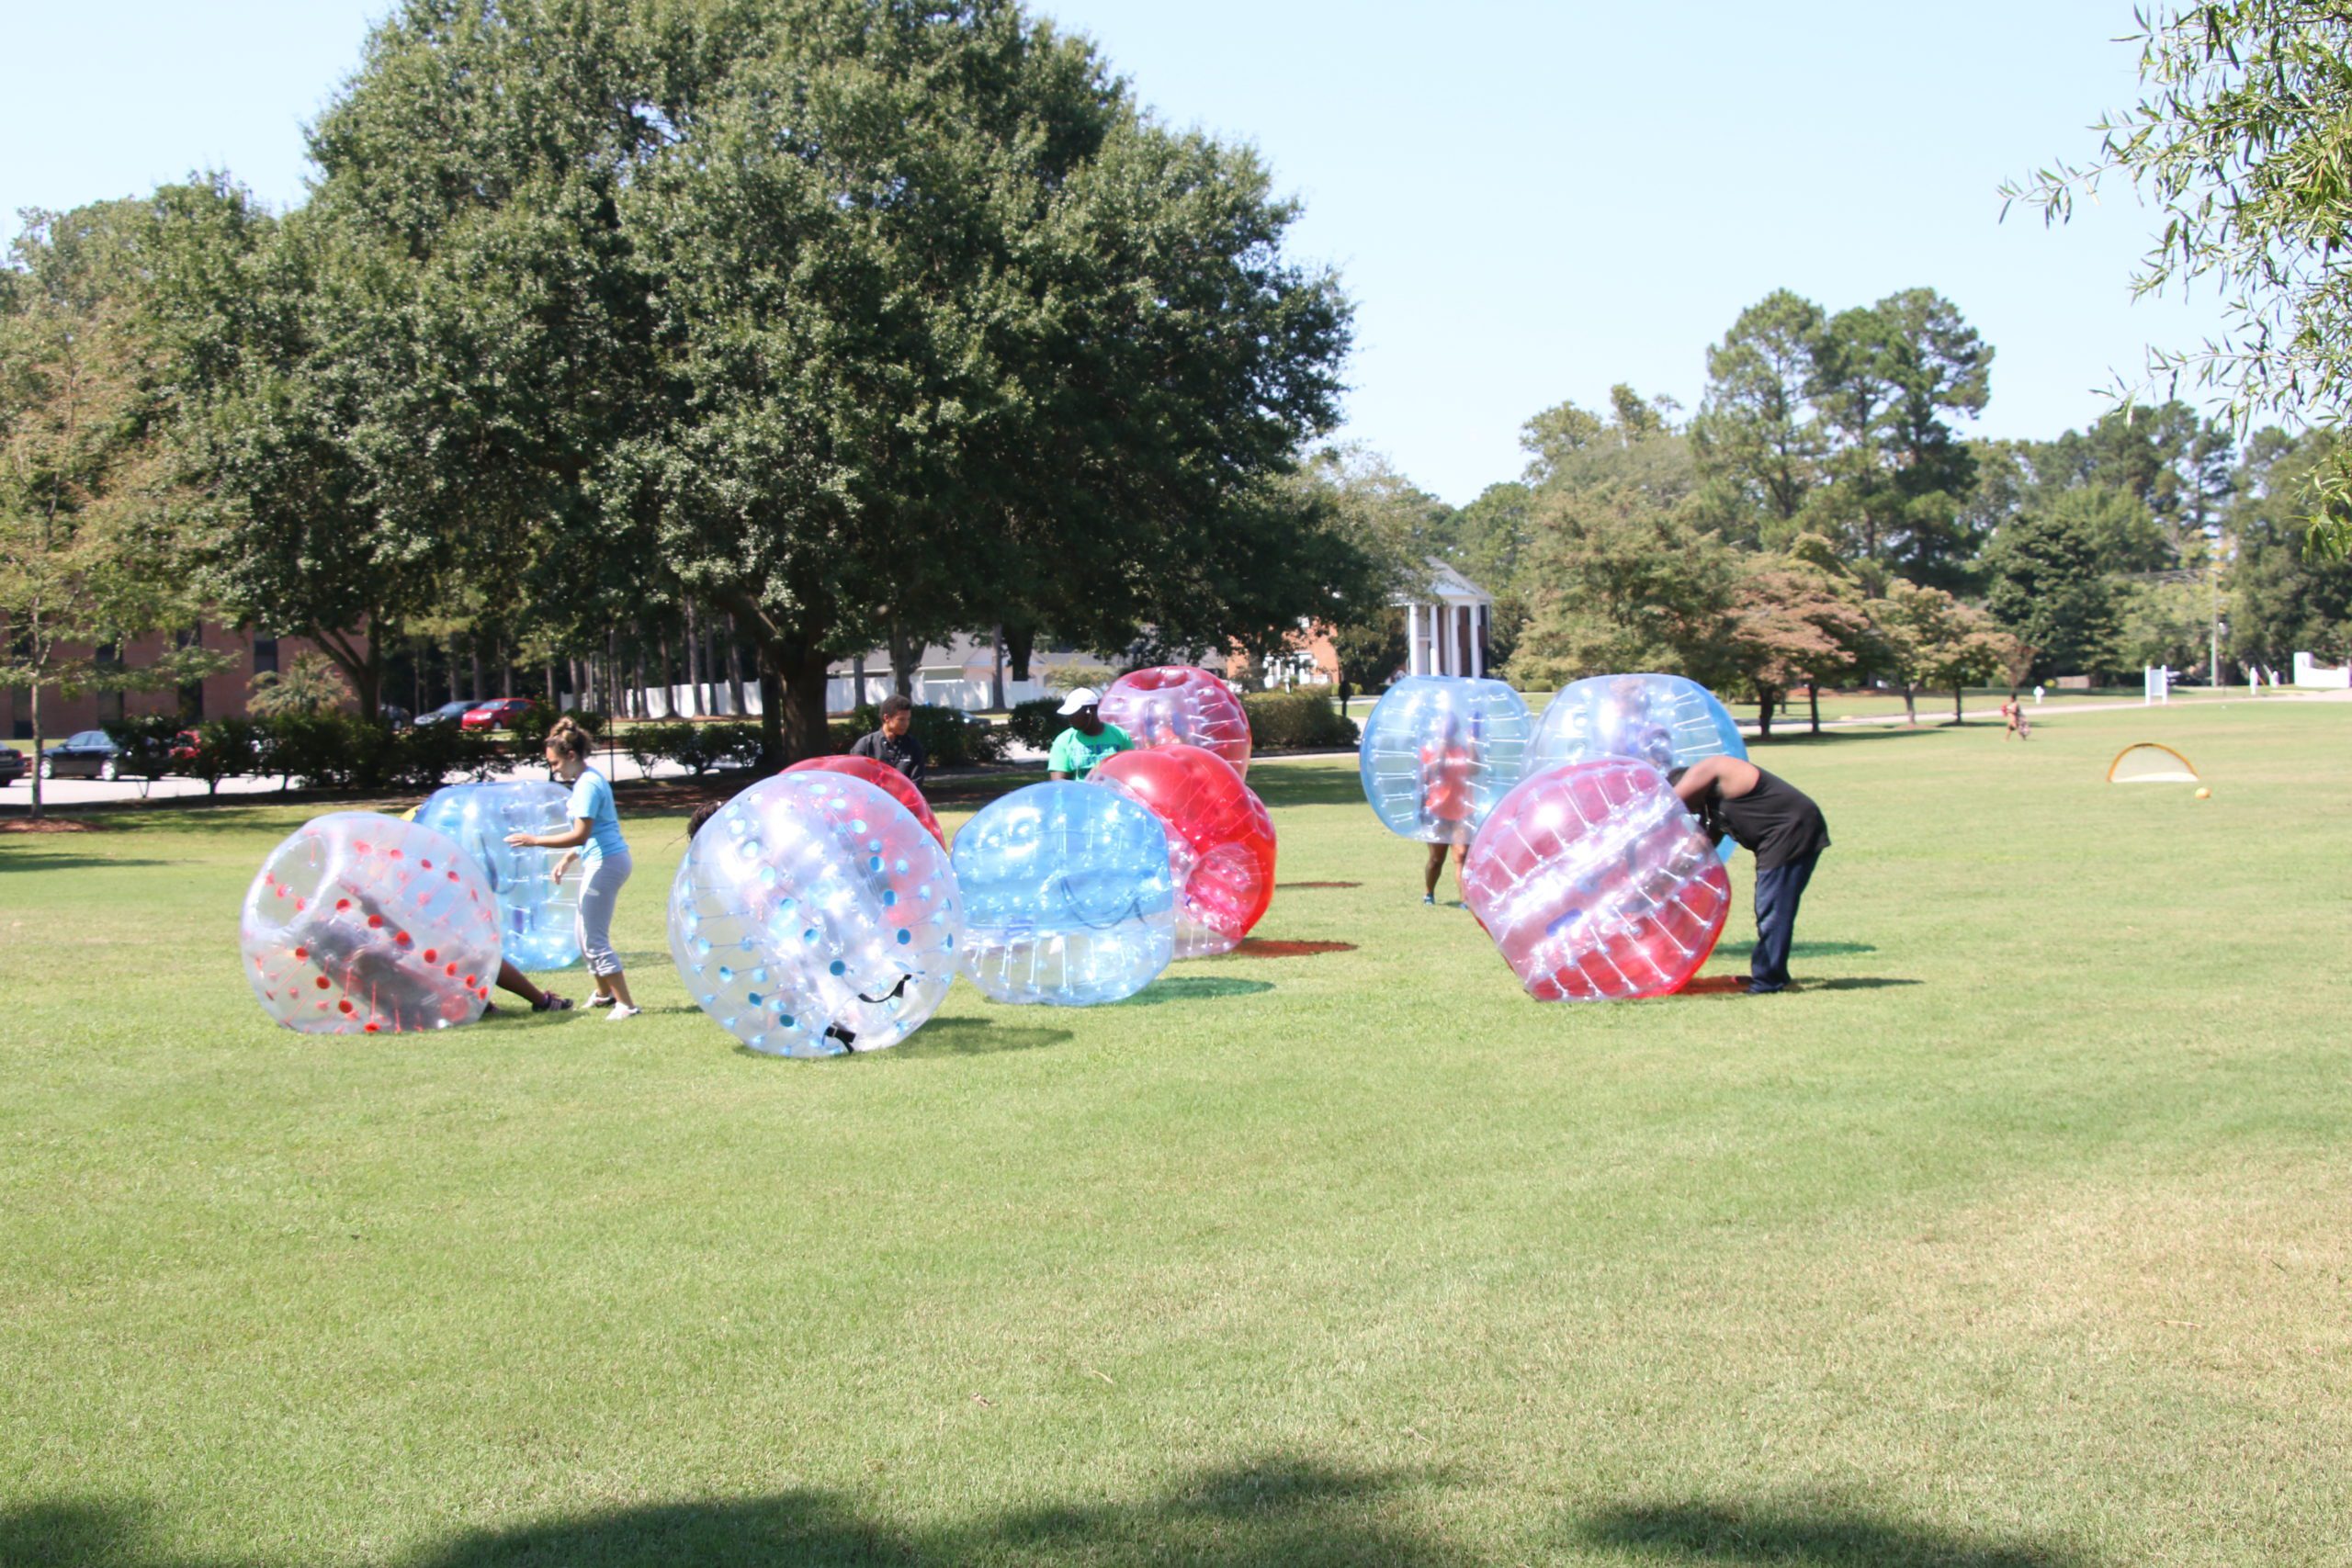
[1240,688,1358,750]
[101,713,507,795]
[623,721,761,776]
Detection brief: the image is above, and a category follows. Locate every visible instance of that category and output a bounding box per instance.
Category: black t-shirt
[1702,767,1829,870]
[850,728,927,785]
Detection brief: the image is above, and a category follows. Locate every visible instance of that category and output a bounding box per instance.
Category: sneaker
[588,993,616,1009]
[1422,894,1436,906]
[534,992,574,1012]
[606,1003,641,1021]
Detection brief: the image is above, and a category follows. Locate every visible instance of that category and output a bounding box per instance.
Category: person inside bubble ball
[506,716,639,1019]
[1669,757,1830,996]
[1046,687,1133,780]
[1418,716,1476,906]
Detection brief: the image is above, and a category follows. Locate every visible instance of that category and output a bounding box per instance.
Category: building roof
[1390,556,1491,608]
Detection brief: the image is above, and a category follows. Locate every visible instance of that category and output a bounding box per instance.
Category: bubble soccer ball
[414,780,583,969]
[783,754,946,847]
[1528,673,1747,863]
[952,780,1177,1005]
[1462,759,1731,1001]
[1091,743,1277,958]
[1360,675,1533,844]
[669,772,961,1057]
[240,811,504,1033]
[1097,666,1252,776]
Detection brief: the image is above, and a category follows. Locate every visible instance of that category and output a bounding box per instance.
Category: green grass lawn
[3,703,2346,1567]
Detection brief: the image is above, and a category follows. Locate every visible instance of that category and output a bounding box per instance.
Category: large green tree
[1691,288,1827,537]
[286,0,1351,761]
[0,201,221,818]
[1983,506,2120,682]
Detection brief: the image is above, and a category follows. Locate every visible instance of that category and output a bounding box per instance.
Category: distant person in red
[1670,756,1830,995]
[1418,718,1476,905]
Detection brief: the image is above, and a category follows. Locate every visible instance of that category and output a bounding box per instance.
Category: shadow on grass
[1114,976,1276,1005]
[1713,940,1879,958]
[878,1015,1074,1057]
[0,850,172,873]
[3,1458,1469,1568]
[1806,976,1922,991]
[1571,1497,2086,1567]
[1747,722,1955,746]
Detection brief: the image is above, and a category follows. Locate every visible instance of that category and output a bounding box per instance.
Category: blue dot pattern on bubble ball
[950,780,1177,1007]
[414,780,583,971]
[666,773,963,1057]
[1358,675,1534,846]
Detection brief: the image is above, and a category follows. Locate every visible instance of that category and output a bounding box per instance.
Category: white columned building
[1397,558,1494,680]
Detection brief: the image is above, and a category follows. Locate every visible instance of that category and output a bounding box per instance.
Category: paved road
[6,689,2340,808]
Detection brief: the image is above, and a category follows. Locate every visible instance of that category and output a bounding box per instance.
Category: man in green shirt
[1046,687,1133,779]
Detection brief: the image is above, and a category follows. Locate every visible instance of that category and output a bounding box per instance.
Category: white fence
[2292,651,2352,690]
[571,673,1058,719]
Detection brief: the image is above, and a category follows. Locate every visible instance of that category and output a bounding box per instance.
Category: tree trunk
[684,602,706,718]
[990,622,1006,712]
[851,651,867,714]
[631,625,648,721]
[726,637,746,717]
[1807,682,1820,736]
[1755,685,1775,739]
[316,626,382,722]
[1005,625,1035,682]
[887,620,919,701]
[28,672,45,823]
[1953,683,1964,723]
[502,638,514,699]
[1900,683,1917,726]
[469,643,483,705]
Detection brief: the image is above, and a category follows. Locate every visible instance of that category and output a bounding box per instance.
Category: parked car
[460,697,535,732]
[413,700,480,728]
[39,730,122,781]
[0,748,26,786]
[168,728,202,762]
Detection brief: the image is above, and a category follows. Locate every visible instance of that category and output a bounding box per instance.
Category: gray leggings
[575,852,634,976]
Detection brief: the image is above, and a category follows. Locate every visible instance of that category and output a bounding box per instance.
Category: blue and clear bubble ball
[1527,673,1747,862]
[1358,675,1533,844]
[668,773,961,1057]
[951,781,1177,1006]
[415,780,582,970]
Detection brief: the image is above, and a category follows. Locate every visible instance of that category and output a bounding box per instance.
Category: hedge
[1240,688,1358,750]
[624,721,760,776]
[1004,697,1064,750]
[97,713,502,795]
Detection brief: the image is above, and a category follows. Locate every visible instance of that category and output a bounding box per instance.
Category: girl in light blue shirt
[507,716,639,1018]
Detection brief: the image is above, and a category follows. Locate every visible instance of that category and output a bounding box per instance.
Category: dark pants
[1749,851,1820,993]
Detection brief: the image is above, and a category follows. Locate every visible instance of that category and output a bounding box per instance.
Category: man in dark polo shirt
[850,694,927,786]
[1670,757,1830,995]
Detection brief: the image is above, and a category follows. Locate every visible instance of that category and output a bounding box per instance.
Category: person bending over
[851,694,928,784]
[1670,757,1830,995]
[1046,687,1132,780]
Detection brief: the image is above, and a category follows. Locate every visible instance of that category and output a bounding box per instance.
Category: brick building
[2,623,347,739]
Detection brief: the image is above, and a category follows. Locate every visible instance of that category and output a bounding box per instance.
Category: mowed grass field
[2,702,2346,1567]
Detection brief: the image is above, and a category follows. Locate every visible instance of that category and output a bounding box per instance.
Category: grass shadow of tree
[1713,941,1880,958]
[1113,976,1276,1005]
[870,1015,1074,1057]
[1569,1497,2086,1567]
[0,1458,1472,1568]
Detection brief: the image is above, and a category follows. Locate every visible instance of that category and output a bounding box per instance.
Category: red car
[460,698,535,732]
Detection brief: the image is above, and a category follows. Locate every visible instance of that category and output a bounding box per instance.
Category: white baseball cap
[1057,686,1101,716]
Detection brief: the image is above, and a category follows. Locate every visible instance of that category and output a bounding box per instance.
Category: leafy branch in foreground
[2002,3,2352,552]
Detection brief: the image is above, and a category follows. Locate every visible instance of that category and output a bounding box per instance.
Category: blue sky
[6,1,2229,503]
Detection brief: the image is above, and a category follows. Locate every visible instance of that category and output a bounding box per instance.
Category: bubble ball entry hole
[1462,759,1731,1002]
[1091,744,1277,959]
[240,811,505,1033]
[1097,665,1253,777]
[952,780,1179,1005]
[1359,675,1534,843]
[783,754,947,848]
[669,773,962,1057]
[1527,672,1745,864]
[414,779,583,970]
